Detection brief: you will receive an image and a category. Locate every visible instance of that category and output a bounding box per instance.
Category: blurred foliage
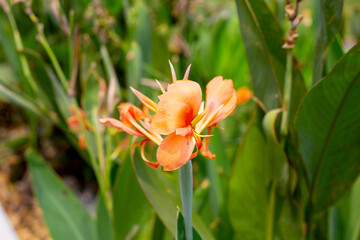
[0,0,360,239]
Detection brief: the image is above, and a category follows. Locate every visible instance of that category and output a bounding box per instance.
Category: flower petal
[208,90,237,127]
[200,137,215,159]
[202,76,237,128]
[151,80,202,135]
[205,76,234,112]
[118,103,145,123]
[200,128,215,159]
[100,118,145,137]
[175,125,193,136]
[157,132,195,171]
[141,140,160,169]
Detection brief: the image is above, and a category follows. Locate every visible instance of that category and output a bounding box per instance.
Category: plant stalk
[280,50,293,141]
[179,160,193,240]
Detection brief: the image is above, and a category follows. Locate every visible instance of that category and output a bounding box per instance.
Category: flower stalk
[179,160,193,240]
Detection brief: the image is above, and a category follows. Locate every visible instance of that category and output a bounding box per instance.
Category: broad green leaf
[229,108,302,239]
[176,210,202,240]
[228,109,270,239]
[312,0,344,84]
[96,193,113,240]
[235,0,284,109]
[112,152,150,240]
[329,177,360,240]
[132,149,215,240]
[26,149,96,240]
[296,43,360,212]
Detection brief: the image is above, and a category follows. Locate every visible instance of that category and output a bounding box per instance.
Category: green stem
[37,29,68,91]
[280,50,293,142]
[179,160,193,240]
[5,7,39,96]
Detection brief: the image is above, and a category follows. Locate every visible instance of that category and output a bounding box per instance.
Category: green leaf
[176,210,202,240]
[229,108,302,239]
[132,149,215,240]
[0,81,43,116]
[96,193,113,240]
[112,152,150,240]
[296,43,360,212]
[234,0,284,109]
[312,0,344,84]
[26,149,96,240]
[329,177,360,240]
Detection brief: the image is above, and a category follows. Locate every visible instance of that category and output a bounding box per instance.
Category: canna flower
[100,62,251,171]
[150,78,204,171]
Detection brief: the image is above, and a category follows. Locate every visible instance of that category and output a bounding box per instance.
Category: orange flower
[100,62,249,171]
[151,79,203,171]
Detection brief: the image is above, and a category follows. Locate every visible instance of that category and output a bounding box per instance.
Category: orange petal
[237,87,252,105]
[205,76,234,113]
[176,125,193,136]
[151,80,202,135]
[130,87,157,112]
[100,118,145,138]
[203,76,237,128]
[200,128,215,159]
[208,90,237,127]
[118,103,145,123]
[157,132,195,171]
[141,140,160,169]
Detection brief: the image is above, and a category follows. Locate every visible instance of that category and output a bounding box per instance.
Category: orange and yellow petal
[157,132,195,171]
[151,80,202,135]
[205,76,235,113]
[198,76,238,129]
[208,90,237,127]
[100,118,145,138]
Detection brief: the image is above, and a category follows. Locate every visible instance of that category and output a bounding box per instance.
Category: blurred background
[0,0,359,239]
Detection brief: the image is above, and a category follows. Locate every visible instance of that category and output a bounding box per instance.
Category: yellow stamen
[197,104,224,133]
[191,109,208,126]
[155,79,166,94]
[139,119,163,143]
[128,118,162,145]
[130,87,157,112]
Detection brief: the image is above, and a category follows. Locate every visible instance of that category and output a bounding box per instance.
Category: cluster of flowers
[100,65,251,171]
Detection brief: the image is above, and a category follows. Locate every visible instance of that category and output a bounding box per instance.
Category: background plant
[0,0,359,239]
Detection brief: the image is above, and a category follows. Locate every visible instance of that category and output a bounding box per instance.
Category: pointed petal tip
[183,64,192,80]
